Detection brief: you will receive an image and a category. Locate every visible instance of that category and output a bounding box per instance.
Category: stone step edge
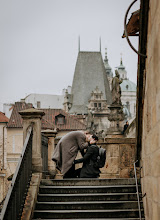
[33,209,144,213]
[38,192,140,197]
[36,200,143,205]
[33,218,145,220]
[41,178,137,181]
[39,185,139,189]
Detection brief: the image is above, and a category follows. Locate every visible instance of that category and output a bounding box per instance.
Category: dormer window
[55,114,65,125]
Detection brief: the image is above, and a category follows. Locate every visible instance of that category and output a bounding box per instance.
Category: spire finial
[104,48,109,63]
[78,36,80,52]
[105,48,108,58]
[120,53,123,65]
[99,37,101,52]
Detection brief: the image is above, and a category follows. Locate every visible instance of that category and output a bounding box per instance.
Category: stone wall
[54,136,136,179]
[141,1,160,219]
[98,138,136,178]
[125,118,136,138]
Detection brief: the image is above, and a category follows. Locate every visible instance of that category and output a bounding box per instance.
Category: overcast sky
[0,0,139,111]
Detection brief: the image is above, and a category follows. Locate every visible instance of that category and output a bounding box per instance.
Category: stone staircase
[32,178,144,219]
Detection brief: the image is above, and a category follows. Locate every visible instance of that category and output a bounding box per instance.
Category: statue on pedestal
[112,70,123,105]
[107,70,124,134]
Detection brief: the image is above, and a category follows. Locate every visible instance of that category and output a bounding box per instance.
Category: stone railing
[98,137,136,178]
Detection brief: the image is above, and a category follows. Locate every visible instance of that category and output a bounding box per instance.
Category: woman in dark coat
[74,135,100,178]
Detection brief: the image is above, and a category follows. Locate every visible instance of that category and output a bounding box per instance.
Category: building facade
[136,0,160,219]
[0,112,9,203]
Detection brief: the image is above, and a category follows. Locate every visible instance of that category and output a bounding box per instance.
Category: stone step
[37,192,140,202]
[35,201,143,210]
[40,178,138,186]
[39,185,140,194]
[33,209,144,219]
[33,218,145,220]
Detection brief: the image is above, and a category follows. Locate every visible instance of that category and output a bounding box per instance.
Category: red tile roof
[7,103,86,131]
[7,102,33,128]
[41,109,86,131]
[0,112,9,123]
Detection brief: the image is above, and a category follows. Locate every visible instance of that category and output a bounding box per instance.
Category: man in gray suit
[52,131,92,178]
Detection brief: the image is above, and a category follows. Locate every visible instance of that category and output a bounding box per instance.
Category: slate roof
[7,102,86,131]
[7,102,33,128]
[69,51,112,114]
[0,112,9,123]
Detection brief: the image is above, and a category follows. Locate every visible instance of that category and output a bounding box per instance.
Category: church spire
[104,48,108,63]
[104,48,113,77]
[120,53,123,65]
[99,37,101,52]
[78,36,80,52]
[117,54,127,79]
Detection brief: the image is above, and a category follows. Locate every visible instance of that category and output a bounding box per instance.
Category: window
[94,103,97,107]
[134,103,136,113]
[37,101,41,108]
[57,117,64,124]
[55,114,65,125]
[126,85,129,90]
[98,103,101,108]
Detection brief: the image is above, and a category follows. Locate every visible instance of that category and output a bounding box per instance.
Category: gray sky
[0,0,139,111]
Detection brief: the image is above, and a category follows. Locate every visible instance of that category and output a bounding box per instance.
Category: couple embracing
[52,131,100,178]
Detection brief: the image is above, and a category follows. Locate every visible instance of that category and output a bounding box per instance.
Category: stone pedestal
[19,108,45,173]
[108,104,125,135]
[41,129,57,173]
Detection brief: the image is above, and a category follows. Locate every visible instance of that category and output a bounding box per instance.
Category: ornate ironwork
[124,0,147,58]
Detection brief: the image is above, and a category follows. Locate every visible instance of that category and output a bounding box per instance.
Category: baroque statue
[111,70,123,105]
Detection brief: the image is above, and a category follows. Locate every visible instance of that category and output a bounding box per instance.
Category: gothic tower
[69,51,112,115]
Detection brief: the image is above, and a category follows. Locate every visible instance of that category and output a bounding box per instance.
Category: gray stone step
[35,201,143,210]
[33,209,144,219]
[33,178,144,219]
[39,185,140,194]
[40,178,138,186]
[37,192,140,202]
[33,219,145,220]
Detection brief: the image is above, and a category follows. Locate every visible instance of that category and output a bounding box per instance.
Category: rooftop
[0,112,9,123]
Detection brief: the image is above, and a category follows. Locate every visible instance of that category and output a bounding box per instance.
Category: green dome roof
[120,79,136,92]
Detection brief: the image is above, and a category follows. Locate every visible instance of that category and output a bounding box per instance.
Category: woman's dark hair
[92,134,98,141]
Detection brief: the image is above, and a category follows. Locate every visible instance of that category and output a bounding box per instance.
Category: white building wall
[121,91,136,119]
[24,93,64,109]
